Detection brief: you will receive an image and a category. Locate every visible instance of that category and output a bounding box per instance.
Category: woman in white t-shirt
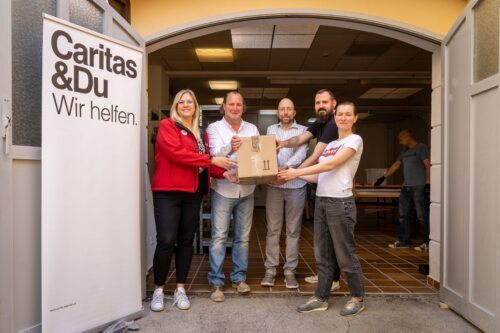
[278,101,365,316]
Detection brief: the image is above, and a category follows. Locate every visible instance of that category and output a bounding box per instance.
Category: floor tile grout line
[188,254,206,291]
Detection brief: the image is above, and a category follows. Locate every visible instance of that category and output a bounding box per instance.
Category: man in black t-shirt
[276,88,341,291]
[277,89,338,168]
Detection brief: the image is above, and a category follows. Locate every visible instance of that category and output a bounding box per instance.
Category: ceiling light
[214,98,224,105]
[259,110,277,115]
[195,48,234,62]
[209,80,238,90]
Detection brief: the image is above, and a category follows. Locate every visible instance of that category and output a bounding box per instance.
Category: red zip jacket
[151,118,225,193]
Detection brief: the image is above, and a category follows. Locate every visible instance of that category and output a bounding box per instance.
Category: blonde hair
[170,89,201,140]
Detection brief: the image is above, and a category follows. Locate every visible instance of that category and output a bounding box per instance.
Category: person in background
[206,91,260,302]
[277,88,341,292]
[279,101,365,316]
[374,129,430,251]
[150,89,234,312]
[261,98,308,289]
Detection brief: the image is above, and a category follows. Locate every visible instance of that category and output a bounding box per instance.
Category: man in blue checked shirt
[261,98,308,289]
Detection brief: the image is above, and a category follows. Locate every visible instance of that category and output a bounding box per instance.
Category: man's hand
[374,176,386,186]
[223,171,240,184]
[276,139,287,151]
[230,135,242,152]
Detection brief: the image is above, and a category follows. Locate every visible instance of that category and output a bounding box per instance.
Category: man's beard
[316,108,331,123]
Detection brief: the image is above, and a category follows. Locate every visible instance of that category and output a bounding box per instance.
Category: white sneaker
[150,288,164,312]
[173,287,190,310]
[331,280,340,291]
[304,275,318,284]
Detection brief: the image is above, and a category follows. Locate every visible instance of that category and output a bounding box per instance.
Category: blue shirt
[267,121,308,189]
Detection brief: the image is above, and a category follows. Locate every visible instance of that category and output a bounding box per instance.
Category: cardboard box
[237,135,278,185]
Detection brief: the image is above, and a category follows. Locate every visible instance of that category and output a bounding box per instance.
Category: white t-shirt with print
[316,134,363,198]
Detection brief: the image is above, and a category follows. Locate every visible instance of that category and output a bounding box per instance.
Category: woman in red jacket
[150,89,234,311]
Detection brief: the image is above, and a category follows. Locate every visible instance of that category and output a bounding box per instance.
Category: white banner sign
[41,15,143,333]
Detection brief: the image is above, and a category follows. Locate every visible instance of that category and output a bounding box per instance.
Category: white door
[442,0,500,332]
[0,1,148,332]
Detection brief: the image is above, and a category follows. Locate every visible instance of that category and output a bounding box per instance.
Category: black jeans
[314,196,364,299]
[152,187,202,286]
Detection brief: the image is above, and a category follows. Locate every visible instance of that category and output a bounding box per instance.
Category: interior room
[146,23,434,295]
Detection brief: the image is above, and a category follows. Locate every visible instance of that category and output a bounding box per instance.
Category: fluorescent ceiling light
[359,87,423,99]
[272,35,316,48]
[231,35,272,49]
[259,110,277,115]
[307,117,317,123]
[214,98,224,105]
[195,48,234,62]
[209,80,238,90]
[274,24,319,35]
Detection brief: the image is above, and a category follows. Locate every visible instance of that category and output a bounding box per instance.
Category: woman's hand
[277,168,301,181]
[211,156,237,170]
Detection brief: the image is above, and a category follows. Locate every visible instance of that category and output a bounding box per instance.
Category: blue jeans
[314,196,364,299]
[208,190,254,285]
[398,185,430,245]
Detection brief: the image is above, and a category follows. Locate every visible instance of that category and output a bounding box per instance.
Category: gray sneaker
[210,285,225,302]
[284,274,299,289]
[260,273,275,287]
[340,297,365,316]
[232,281,251,294]
[297,296,328,313]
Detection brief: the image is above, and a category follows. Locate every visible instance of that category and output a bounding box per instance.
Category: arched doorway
[143,10,443,296]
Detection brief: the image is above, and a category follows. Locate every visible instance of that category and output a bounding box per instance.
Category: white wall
[429,48,442,283]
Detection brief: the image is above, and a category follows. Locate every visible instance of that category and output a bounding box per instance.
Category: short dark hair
[219,91,247,114]
[399,129,413,138]
[315,88,335,100]
[336,101,357,115]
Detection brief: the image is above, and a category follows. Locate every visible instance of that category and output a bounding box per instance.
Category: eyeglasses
[178,100,194,105]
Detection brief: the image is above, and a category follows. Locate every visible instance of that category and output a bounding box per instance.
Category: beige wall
[130,0,467,38]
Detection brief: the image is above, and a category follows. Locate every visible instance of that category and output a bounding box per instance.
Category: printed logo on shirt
[322,145,343,157]
[181,130,188,136]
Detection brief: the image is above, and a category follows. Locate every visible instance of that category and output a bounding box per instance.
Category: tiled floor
[147,207,437,295]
